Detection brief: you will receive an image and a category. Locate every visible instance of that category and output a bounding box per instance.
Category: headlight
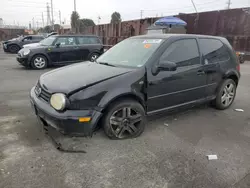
[50,93,66,111]
[23,48,30,56]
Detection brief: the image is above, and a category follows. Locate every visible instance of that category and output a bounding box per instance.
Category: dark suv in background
[30,34,240,139]
[17,35,104,69]
[3,35,44,53]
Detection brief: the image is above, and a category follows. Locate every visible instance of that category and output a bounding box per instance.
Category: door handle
[197,70,205,75]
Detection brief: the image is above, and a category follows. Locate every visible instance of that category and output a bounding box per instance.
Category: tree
[80,19,95,27]
[79,18,95,32]
[71,11,80,33]
[111,12,121,24]
[44,25,52,33]
[54,24,61,31]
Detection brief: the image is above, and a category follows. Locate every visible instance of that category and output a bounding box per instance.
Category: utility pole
[226,0,232,9]
[36,21,39,29]
[191,0,199,33]
[32,17,35,29]
[140,10,144,19]
[191,0,198,13]
[97,16,101,24]
[74,0,76,11]
[42,12,44,27]
[59,10,62,25]
[46,3,51,26]
[51,0,54,30]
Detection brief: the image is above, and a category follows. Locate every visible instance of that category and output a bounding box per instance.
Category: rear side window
[77,36,101,45]
[160,39,200,67]
[199,39,230,63]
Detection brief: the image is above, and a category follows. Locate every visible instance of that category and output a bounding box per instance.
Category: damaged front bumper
[30,87,103,137]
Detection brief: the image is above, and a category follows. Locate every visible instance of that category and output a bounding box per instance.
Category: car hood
[40,62,133,95]
[23,43,41,48]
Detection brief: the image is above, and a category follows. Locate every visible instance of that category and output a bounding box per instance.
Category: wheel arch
[223,70,239,86]
[101,93,146,114]
[7,43,21,52]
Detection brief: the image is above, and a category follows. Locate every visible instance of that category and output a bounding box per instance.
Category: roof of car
[131,34,225,40]
[53,34,99,37]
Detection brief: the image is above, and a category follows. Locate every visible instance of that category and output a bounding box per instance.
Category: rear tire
[103,99,146,140]
[31,55,48,69]
[214,79,236,110]
[89,52,100,62]
[8,45,20,53]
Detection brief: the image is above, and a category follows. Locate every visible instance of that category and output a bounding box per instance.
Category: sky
[0,0,250,27]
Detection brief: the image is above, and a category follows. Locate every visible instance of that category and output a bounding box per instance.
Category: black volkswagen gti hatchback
[30,34,240,139]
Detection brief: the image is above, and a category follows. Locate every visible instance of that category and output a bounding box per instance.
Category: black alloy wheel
[103,100,146,139]
[9,45,20,53]
[214,79,236,110]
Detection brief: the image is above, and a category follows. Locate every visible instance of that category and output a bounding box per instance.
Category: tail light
[236,64,240,72]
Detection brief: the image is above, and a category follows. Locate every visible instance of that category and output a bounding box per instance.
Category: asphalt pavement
[0,49,250,188]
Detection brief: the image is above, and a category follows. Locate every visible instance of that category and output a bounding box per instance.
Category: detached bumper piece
[41,119,87,153]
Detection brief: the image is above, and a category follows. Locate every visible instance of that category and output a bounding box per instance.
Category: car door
[53,36,79,64]
[198,38,230,97]
[147,38,207,113]
[20,36,33,46]
[76,36,102,61]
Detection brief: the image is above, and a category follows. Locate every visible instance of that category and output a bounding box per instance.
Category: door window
[77,36,101,44]
[199,39,230,63]
[23,36,32,41]
[160,39,200,67]
[55,37,76,46]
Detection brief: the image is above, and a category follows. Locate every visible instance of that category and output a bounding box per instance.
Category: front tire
[103,99,146,139]
[8,45,20,53]
[31,55,48,69]
[214,79,237,110]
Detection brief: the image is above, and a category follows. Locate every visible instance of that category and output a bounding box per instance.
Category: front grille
[35,83,51,103]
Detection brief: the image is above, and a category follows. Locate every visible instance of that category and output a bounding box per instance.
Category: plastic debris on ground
[164,123,169,127]
[235,109,244,112]
[207,155,218,160]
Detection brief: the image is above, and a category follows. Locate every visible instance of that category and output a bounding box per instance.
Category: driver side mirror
[158,60,177,72]
[55,43,61,47]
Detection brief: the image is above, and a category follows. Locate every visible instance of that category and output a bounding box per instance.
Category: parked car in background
[236,51,245,64]
[17,35,104,69]
[3,35,45,53]
[30,34,240,139]
[23,32,59,49]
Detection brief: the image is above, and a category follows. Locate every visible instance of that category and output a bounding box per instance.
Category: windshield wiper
[97,62,116,67]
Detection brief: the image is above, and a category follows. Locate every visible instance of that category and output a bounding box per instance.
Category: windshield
[39,36,56,46]
[97,38,163,67]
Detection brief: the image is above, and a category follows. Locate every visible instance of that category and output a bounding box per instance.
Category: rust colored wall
[83,7,250,52]
[0,28,25,41]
